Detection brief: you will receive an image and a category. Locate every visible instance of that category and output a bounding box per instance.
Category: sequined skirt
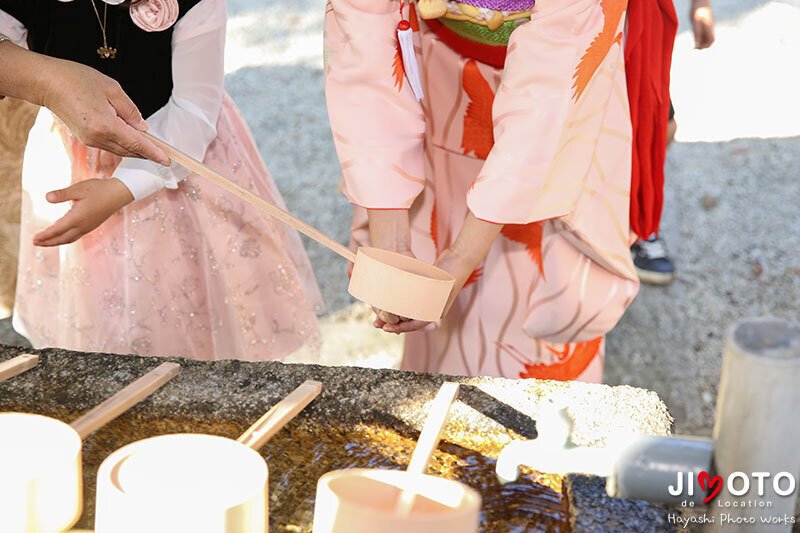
[13,94,323,361]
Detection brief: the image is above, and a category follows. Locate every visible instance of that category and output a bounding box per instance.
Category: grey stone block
[0,346,673,531]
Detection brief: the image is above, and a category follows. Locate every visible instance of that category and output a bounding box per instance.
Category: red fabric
[624,0,678,238]
[424,18,508,69]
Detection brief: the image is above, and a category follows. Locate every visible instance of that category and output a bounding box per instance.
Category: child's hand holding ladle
[374,212,503,334]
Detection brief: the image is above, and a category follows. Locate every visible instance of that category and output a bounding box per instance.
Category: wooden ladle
[0,362,180,533]
[396,381,461,515]
[94,380,323,533]
[0,353,39,382]
[313,382,480,533]
[144,133,454,323]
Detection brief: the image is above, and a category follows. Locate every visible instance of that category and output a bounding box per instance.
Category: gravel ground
[605,0,800,435]
[225,0,353,311]
[1,0,797,437]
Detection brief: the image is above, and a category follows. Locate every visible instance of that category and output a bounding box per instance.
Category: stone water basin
[0,346,673,531]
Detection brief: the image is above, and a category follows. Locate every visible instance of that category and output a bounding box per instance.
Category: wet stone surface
[0,346,672,531]
[565,474,678,533]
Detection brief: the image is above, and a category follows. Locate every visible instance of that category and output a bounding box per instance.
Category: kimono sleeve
[467,0,627,224]
[324,0,427,210]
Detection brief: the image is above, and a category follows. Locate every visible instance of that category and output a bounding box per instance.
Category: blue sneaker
[631,235,675,285]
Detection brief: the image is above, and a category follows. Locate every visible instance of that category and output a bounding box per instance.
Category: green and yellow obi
[417,0,535,67]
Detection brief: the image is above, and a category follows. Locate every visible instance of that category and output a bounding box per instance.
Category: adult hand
[691,0,715,49]
[0,41,169,165]
[40,58,170,165]
[33,178,134,247]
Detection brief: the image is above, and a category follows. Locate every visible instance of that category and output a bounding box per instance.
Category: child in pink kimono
[0,0,323,361]
[325,0,639,381]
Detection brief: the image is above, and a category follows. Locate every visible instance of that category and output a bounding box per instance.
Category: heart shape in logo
[698,471,723,503]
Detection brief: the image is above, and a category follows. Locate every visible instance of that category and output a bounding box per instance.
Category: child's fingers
[377,310,401,325]
[34,227,83,247]
[46,184,83,204]
[383,320,430,334]
[33,204,88,246]
[39,227,83,247]
[33,213,77,245]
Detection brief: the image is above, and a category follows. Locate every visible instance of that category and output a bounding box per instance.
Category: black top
[0,0,203,118]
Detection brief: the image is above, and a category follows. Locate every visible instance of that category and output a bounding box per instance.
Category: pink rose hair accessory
[130,0,180,32]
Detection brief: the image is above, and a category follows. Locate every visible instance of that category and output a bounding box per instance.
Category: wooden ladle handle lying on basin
[143,133,355,263]
[92,379,322,533]
[0,362,180,533]
[71,362,181,439]
[0,353,39,382]
[237,379,323,450]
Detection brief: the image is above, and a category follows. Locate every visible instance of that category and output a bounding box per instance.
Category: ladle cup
[94,379,323,533]
[313,382,480,533]
[314,468,481,533]
[144,133,455,323]
[0,362,180,533]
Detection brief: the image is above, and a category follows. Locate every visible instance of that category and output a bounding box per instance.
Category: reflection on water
[2,405,569,531]
[263,423,569,532]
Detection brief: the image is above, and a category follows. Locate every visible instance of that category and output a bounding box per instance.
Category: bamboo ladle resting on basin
[94,379,323,533]
[144,133,455,323]
[0,353,39,382]
[0,362,180,533]
[313,382,481,533]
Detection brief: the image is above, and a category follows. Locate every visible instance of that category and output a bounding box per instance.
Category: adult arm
[0,21,168,163]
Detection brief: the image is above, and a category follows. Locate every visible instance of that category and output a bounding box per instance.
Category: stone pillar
[708,317,800,532]
[0,98,36,317]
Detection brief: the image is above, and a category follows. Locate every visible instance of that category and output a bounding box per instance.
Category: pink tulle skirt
[14,94,323,361]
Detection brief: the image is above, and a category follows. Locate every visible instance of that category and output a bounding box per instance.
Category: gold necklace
[89,0,117,59]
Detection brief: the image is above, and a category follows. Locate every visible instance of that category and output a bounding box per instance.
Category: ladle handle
[144,133,357,263]
[0,353,39,381]
[70,362,180,440]
[237,379,323,450]
[396,381,460,516]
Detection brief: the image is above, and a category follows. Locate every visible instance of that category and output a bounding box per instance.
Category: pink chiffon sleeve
[467,0,627,224]
[324,0,426,209]
[0,10,27,45]
[114,0,226,200]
